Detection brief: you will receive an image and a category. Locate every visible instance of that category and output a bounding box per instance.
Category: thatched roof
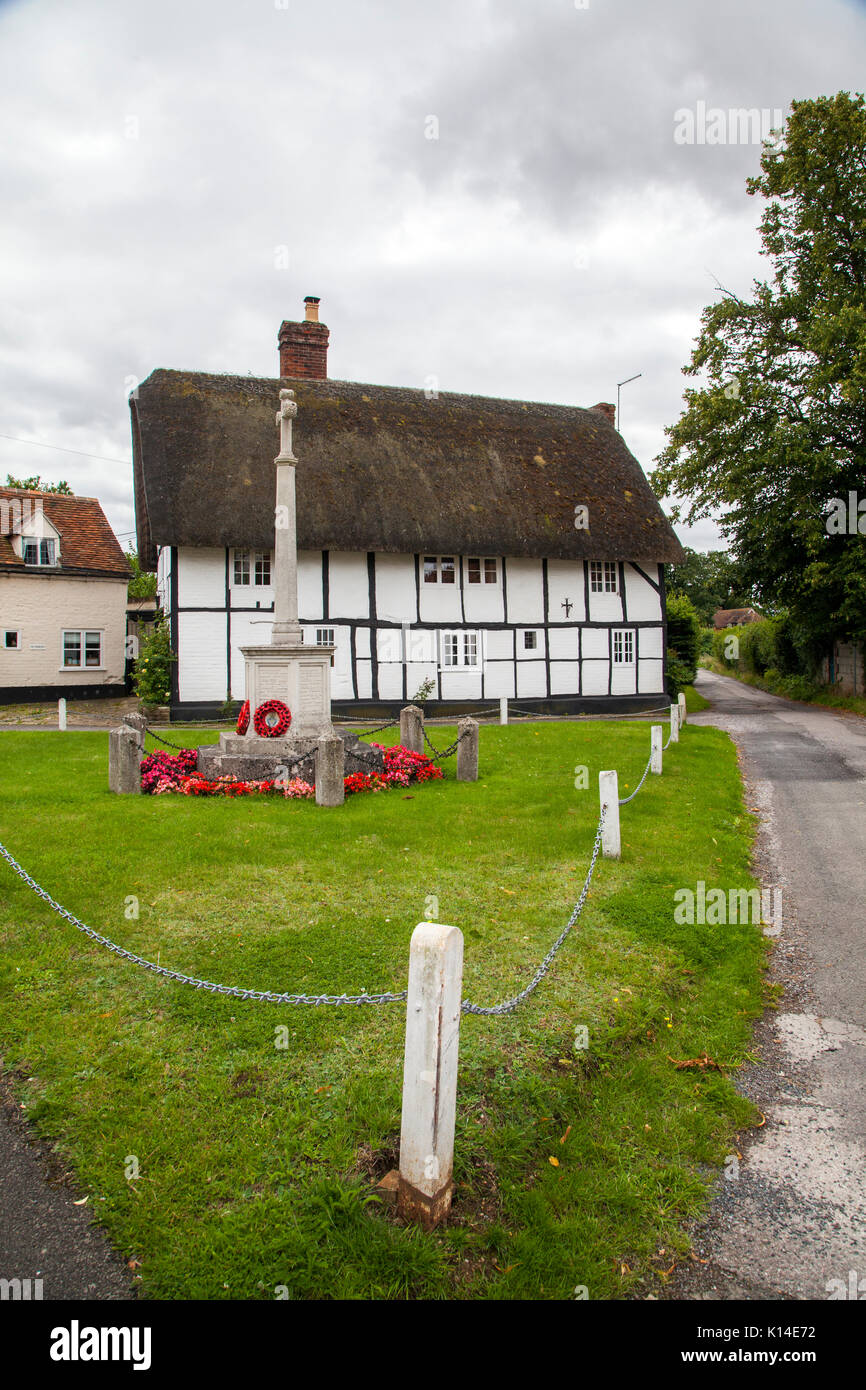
[132,370,683,569]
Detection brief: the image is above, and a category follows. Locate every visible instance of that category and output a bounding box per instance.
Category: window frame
[4,630,20,650]
[612,628,635,665]
[466,556,499,585]
[440,629,479,669]
[423,555,457,585]
[589,560,619,594]
[61,629,104,670]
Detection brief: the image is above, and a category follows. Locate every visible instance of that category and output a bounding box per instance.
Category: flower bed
[139,744,443,798]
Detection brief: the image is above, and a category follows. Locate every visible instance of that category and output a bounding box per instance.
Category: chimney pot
[304,296,320,323]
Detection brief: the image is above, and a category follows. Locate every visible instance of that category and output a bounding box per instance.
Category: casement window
[423,555,456,585]
[63,630,102,668]
[22,538,56,566]
[4,630,20,649]
[612,629,635,665]
[233,550,272,586]
[441,630,478,668]
[315,628,335,646]
[466,557,498,585]
[523,631,538,650]
[589,560,619,593]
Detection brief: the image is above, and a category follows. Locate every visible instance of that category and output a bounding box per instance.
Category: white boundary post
[599,770,621,859]
[397,922,464,1230]
[499,697,508,726]
[670,704,679,744]
[678,692,687,729]
[651,725,662,774]
[58,698,67,731]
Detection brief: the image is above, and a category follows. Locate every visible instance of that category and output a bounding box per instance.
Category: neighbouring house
[713,606,762,629]
[131,299,684,720]
[0,488,130,702]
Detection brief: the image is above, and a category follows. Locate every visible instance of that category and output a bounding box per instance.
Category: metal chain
[143,724,193,752]
[348,718,400,740]
[422,726,472,762]
[0,841,406,1006]
[461,807,606,1016]
[618,753,653,805]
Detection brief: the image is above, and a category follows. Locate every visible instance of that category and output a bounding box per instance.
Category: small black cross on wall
[561,598,573,617]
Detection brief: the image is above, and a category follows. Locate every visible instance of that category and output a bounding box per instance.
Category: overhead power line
[0,433,132,468]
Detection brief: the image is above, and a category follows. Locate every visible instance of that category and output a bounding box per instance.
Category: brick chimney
[591,402,616,427]
[278,297,329,379]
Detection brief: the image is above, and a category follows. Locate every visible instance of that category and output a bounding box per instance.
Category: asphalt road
[667,669,866,1301]
[0,1074,135,1300]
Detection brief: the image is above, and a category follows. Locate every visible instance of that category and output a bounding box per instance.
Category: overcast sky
[1,0,865,554]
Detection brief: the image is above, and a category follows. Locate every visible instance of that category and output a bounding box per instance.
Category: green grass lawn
[0,718,766,1300]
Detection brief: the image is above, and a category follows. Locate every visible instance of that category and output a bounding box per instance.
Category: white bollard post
[397,922,464,1231]
[58,698,67,731]
[499,697,508,726]
[670,703,679,744]
[651,725,663,774]
[598,770,621,859]
[678,692,687,729]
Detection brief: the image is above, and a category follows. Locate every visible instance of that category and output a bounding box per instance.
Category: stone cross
[272,388,302,646]
[276,388,298,463]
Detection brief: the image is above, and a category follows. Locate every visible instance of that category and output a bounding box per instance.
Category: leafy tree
[652,92,866,654]
[665,547,755,625]
[126,548,158,600]
[5,473,73,493]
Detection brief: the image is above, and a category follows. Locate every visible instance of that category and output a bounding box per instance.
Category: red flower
[236,700,250,735]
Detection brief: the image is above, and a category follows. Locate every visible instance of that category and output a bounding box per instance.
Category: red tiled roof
[0,489,130,577]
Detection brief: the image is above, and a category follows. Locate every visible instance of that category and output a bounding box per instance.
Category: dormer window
[22,538,56,566]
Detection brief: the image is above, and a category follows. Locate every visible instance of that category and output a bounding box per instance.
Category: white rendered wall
[298,551,324,621]
[623,565,661,621]
[504,558,544,625]
[546,561,587,623]
[375,553,416,623]
[178,611,226,701]
[177,548,224,608]
[329,553,369,621]
[0,574,127,689]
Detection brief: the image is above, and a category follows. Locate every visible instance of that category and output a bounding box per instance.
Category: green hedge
[712,615,816,683]
[665,594,701,696]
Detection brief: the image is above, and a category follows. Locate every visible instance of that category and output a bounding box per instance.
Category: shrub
[665,594,701,693]
[132,616,175,706]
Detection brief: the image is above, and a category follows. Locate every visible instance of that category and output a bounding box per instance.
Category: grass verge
[0,719,766,1299]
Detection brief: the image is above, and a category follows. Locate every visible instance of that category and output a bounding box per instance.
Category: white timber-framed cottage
[132,299,684,721]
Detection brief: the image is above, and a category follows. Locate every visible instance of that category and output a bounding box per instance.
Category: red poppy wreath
[236,700,250,735]
[253,699,292,738]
